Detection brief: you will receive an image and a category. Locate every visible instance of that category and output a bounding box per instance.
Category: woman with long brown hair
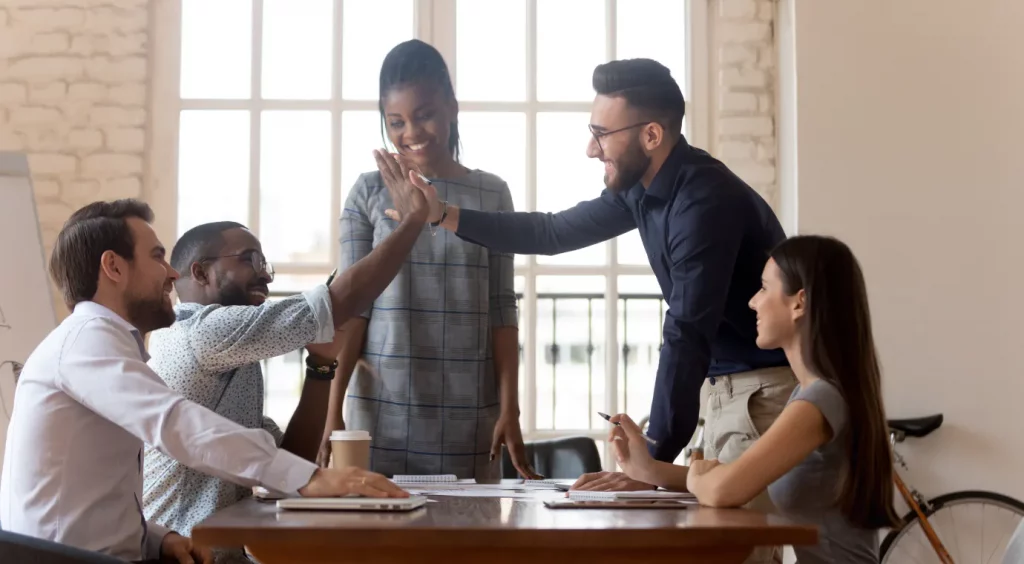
[608,235,899,563]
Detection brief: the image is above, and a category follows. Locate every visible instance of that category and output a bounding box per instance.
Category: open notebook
[567,490,697,501]
[392,474,459,484]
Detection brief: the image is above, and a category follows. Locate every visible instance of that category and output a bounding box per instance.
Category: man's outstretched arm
[385,165,638,255]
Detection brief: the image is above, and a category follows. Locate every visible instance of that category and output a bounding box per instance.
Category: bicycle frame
[891,430,955,564]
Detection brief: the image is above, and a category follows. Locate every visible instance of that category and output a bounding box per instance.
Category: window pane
[618,277,663,422]
[619,275,662,296]
[260,111,332,264]
[181,0,251,99]
[617,231,648,265]
[342,0,414,100]
[459,113,526,213]
[617,0,687,93]
[537,0,606,102]
[262,346,303,430]
[262,0,333,100]
[460,112,528,266]
[269,273,334,296]
[535,276,605,431]
[536,113,606,265]
[177,111,249,236]
[340,111,382,207]
[456,0,526,101]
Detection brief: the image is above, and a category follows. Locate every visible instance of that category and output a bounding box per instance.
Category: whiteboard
[0,152,57,480]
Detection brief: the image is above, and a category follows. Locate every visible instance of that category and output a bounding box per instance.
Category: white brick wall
[712,0,778,208]
[0,0,149,316]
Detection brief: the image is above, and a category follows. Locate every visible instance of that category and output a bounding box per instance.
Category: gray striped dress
[339,169,518,479]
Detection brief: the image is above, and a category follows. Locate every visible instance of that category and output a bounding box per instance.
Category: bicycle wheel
[880,490,1024,564]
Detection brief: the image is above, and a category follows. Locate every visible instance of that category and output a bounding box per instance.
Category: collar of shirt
[72,301,148,361]
[641,137,692,203]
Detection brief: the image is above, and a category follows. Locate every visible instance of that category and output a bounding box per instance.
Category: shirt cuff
[145,521,174,560]
[301,283,335,344]
[454,208,490,245]
[260,448,319,495]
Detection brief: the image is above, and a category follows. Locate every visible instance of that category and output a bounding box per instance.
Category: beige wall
[781,0,1024,501]
[0,0,150,316]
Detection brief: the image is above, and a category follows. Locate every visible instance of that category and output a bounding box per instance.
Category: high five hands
[372,150,443,223]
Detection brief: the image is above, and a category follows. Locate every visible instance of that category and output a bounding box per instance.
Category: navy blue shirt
[456,138,788,461]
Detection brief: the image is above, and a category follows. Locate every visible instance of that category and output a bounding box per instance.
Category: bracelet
[429,200,449,236]
[305,366,335,381]
[305,355,338,381]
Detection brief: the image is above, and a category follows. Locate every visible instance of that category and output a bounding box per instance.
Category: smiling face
[121,217,178,333]
[194,227,272,307]
[748,258,805,350]
[382,82,457,172]
[586,94,654,193]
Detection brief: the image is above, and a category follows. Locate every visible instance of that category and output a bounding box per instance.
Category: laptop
[276,496,429,512]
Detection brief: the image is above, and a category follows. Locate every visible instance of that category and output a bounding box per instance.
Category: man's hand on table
[299,467,409,498]
[160,532,212,564]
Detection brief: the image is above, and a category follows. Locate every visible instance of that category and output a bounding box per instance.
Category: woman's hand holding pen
[608,413,662,486]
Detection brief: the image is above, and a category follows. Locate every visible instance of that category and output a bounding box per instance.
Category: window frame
[147,0,709,468]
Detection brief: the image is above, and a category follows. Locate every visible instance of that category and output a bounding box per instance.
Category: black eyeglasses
[197,251,274,281]
[588,122,651,151]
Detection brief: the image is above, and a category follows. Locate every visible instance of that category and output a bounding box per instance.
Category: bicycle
[647,413,1024,563]
[880,414,1024,563]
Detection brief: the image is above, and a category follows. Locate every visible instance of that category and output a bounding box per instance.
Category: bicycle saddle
[888,414,943,437]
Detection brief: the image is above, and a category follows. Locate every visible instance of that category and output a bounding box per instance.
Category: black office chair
[500,436,603,479]
[0,529,125,563]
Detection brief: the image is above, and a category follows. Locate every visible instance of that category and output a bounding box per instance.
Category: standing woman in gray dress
[317,39,540,480]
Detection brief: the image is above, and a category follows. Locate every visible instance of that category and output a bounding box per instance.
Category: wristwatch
[305,355,338,381]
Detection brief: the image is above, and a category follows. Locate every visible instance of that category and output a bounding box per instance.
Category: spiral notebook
[392,474,458,484]
[567,490,697,501]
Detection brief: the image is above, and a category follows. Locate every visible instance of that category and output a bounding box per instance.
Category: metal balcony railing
[261,291,665,432]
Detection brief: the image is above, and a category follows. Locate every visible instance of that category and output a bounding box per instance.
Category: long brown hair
[771,235,900,529]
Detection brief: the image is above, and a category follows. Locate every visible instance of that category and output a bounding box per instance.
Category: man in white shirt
[0,169,429,562]
[143,221,351,562]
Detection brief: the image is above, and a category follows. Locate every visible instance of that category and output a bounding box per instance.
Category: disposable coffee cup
[330,430,371,470]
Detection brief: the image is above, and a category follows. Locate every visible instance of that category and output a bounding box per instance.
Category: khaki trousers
[701,366,797,564]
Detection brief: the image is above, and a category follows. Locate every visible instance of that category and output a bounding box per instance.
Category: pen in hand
[598,412,659,446]
[326,268,337,286]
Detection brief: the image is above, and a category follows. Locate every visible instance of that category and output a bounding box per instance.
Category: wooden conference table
[192,483,817,563]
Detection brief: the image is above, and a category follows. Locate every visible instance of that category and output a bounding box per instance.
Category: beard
[126,288,176,334]
[217,277,268,307]
[216,282,251,307]
[604,139,651,194]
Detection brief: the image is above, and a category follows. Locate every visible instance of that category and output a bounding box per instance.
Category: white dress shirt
[0,301,320,561]
[143,286,334,559]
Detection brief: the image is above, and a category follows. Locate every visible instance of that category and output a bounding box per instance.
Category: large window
[152,0,706,468]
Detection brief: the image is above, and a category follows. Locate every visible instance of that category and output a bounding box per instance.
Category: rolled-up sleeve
[184,284,335,374]
[489,182,519,327]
